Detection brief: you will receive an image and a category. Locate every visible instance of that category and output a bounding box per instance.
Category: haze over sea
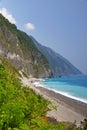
[40,75,87,104]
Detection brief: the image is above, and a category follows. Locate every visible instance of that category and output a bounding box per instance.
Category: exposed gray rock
[0,14,81,78]
[0,14,52,78]
[0,59,2,64]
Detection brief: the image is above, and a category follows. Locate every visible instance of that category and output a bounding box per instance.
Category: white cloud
[0,8,16,24]
[24,23,35,31]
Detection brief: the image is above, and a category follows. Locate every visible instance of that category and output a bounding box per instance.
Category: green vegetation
[0,13,87,130]
[0,55,20,77]
[17,30,50,77]
[0,13,51,78]
[0,59,87,130]
[0,60,64,130]
[0,14,17,33]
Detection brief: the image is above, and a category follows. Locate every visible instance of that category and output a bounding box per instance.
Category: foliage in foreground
[0,63,64,130]
[0,62,87,130]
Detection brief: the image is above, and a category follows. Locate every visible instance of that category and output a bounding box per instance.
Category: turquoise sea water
[40,75,87,104]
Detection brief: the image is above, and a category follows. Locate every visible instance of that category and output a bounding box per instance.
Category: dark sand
[38,87,87,117]
[21,76,87,126]
[37,86,87,126]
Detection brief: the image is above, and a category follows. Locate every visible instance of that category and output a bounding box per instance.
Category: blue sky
[0,0,87,73]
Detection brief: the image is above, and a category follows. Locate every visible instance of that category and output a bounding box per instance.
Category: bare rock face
[0,14,81,78]
[0,59,2,64]
[0,14,52,78]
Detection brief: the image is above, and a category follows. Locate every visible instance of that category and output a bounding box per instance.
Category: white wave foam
[37,83,87,104]
[52,89,87,104]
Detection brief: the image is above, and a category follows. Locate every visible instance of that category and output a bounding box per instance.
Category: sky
[0,0,87,74]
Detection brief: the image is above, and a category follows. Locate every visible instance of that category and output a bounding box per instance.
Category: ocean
[40,75,87,104]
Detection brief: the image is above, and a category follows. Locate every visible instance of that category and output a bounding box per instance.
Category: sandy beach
[20,76,87,126]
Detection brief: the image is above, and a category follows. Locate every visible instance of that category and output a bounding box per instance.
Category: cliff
[0,14,81,78]
[0,14,51,78]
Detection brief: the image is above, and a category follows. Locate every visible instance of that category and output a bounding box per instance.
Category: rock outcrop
[0,14,51,78]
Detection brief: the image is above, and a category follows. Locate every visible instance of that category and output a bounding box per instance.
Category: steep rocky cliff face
[0,14,51,78]
[30,36,81,76]
[0,14,81,78]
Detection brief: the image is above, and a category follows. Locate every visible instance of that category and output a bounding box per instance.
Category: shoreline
[37,86,87,126]
[20,77,87,126]
[36,84,87,104]
[33,78,87,104]
[37,87,87,116]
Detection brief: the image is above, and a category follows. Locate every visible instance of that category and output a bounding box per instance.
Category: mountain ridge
[0,13,51,78]
[0,13,81,77]
[30,36,81,76]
